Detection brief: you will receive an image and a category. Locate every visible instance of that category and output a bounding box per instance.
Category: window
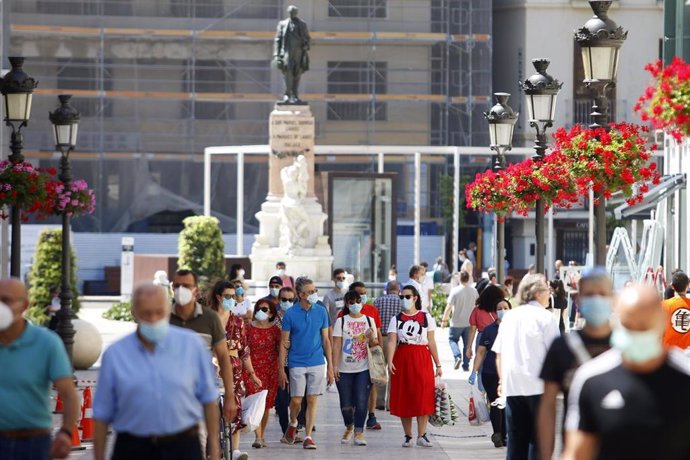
[328,0,386,18]
[327,61,387,121]
[57,59,113,117]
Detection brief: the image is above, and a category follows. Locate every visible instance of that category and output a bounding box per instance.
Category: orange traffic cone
[54,393,63,413]
[70,423,82,449]
[80,387,94,441]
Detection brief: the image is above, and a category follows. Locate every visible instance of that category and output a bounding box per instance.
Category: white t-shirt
[491,301,560,397]
[234,299,251,316]
[387,311,436,345]
[332,314,373,373]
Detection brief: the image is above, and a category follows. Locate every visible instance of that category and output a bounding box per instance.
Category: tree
[27,229,80,324]
[178,216,226,288]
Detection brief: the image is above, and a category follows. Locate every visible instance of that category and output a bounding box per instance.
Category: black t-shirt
[566,349,690,460]
[540,330,611,421]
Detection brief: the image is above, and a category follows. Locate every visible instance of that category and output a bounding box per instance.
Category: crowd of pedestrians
[5,256,690,460]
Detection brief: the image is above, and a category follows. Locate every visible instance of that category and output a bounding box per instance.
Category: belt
[0,429,51,439]
[121,425,199,445]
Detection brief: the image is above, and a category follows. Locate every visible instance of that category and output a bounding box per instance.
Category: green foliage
[430,284,447,323]
[178,216,226,289]
[27,229,80,324]
[102,301,134,322]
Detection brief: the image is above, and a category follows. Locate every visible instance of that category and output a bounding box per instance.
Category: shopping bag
[431,379,459,427]
[241,390,267,433]
[367,344,388,385]
[471,383,490,424]
[468,392,480,426]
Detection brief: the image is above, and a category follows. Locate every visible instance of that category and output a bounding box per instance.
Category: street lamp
[485,92,518,283]
[520,58,562,276]
[0,57,37,277]
[49,95,80,363]
[575,0,627,265]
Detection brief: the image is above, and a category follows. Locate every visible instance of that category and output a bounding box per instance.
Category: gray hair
[131,282,169,312]
[387,280,401,294]
[516,274,549,304]
[295,277,314,293]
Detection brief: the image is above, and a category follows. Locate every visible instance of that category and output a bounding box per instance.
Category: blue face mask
[579,296,612,327]
[270,288,280,298]
[497,309,506,321]
[307,293,319,305]
[402,297,413,310]
[236,287,245,297]
[611,325,664,363]
[349,303,363,314]
[360,294,368,304]
[255,310,269,322]
[280,300,293,311]
[223,298,236,312]
[139,318,169,344]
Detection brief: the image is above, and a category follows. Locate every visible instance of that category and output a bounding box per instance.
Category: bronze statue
[273,5,311,104]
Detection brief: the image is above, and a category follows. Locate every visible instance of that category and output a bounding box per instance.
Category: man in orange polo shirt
[662,271,690,350]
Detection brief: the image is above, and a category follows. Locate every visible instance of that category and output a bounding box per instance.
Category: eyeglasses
[257,306,269,313]
[399,294,414,300]
[222,294,236,300]
[346,298,362,305]
[280,297,294,303]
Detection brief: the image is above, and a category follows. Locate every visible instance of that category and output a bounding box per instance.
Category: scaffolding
[7,0,492,233]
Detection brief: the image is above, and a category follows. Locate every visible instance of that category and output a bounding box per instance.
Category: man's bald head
[132,283,170,324]
[0,278,28,330]
[616,284,663,332]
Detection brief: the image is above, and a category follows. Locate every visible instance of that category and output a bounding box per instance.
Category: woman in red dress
[244,298,281,449]
[209,280,261,460]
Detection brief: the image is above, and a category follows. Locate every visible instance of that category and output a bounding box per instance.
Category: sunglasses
[280,297,294,303]
[399,294,414,300]
[257,306,269,313]
[222,294,236,300]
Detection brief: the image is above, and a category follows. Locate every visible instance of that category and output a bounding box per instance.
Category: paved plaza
[64,301,506,460]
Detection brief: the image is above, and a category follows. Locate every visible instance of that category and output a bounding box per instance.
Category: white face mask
[277,269,285,277]
[238,269,246,278]
[174,286,194,306]
[0,301,15,331]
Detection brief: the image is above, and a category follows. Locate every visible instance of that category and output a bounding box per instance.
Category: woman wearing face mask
[386,285,442,448]
[470,301,511,448]
[466,285,508,362]
[209,280,261,460]
[332,291,378,446]
[244,299,281,449]
[232,279,253,324]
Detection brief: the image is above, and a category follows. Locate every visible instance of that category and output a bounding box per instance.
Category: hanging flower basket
[465,168,513,221]
[635,58,690,142]
[0,161,56,219]
[39,179,96,218]
[552,123,660,205]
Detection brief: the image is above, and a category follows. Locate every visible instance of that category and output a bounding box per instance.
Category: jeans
[448,326,470,369]
[276,366,306,433]
[0,434,51,460]
[482,372,506,440]
[113,432,202,460]
[335,370,372,432]
[506,395,541,460]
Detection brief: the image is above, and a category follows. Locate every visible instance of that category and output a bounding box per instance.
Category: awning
[614,174,686,220]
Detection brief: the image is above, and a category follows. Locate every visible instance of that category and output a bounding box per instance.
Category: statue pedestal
[249,104,333,283]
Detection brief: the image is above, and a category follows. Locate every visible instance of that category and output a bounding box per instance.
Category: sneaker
[454,357,462,370]
[416,434,433,448]
[354,432,367,446]
[341,428,354,444]
[251,440,262,449]
[462,366,470,372]
[366,413,381,430]
[402,435,414,448]
[232,451,249,460]
[491,433,503,448]
[303,437,317,449]
[260,439,268,448]
[283,425,297,444]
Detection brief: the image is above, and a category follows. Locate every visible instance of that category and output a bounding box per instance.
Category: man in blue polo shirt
[278,278,333,450]
[0,278,79,460]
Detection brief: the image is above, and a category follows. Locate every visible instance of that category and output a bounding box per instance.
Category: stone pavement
[64,302,505,459]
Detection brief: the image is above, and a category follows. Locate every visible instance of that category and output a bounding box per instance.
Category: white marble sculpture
[279,155,311,253]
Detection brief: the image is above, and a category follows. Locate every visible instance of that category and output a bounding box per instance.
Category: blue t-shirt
[282,302,329,368]
[480,321,500,375]
[0,322,72,429]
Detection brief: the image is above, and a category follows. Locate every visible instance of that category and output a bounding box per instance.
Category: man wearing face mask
[0,279,79,460]
[94,283,221,460]
[537,268,613,460]
[323,268,348,326]
[261,276,284,306]
[169,270,237,443]
[275,262,295,289]
[563,285,690,460]
[405,265,431,312]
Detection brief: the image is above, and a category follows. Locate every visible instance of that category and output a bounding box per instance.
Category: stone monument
[249,6,333,283]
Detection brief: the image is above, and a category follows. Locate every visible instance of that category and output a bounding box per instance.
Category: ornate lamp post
[575,0,627,265]
[0,57,37,277]
[49,95,80,363]
[485,92,518,283]
[520,58,562,275]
